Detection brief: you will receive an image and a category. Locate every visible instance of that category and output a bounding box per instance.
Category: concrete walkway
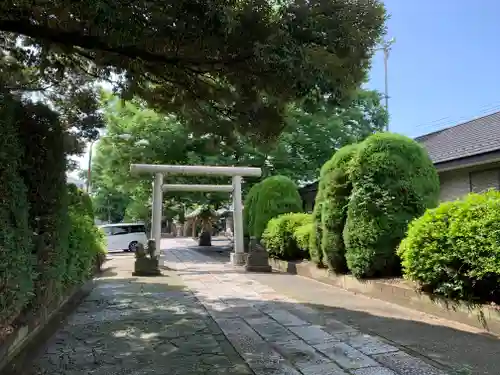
[29,238,461,375]
[161,240,450,375]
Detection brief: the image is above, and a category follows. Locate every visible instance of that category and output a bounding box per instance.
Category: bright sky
[72,1,500,177]
[370,0,500,137]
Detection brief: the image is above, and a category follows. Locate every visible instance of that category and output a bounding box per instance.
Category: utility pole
[86,139,97,194]
[377,38,395,131]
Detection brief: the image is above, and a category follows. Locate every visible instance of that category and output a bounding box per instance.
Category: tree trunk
[192,218,198,238]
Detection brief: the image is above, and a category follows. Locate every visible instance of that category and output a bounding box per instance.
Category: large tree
[1,0,386,140]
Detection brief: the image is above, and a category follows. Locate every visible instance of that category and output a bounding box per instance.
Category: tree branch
[0,20,253,69]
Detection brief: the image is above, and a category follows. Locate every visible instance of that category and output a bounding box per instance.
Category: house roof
[298,111,500,194]
[415,111,500,164]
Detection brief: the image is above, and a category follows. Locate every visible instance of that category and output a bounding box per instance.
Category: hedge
[262,213,312,260]
[18,102,70,306]
[344,133,439,278]
[0,93,35,328]
[320,144,358,273]
[309,157,337,266]
[243,182,261,238]
[0,94,107,334]
[398,191,500,304]
[66,185,107,285]
[68,183,95,219]
[248,176,303,240]
[293,222,313,255]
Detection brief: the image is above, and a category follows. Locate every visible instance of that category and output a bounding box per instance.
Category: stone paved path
[162,239,450,375]
[32,255,253,375]
[30,238,450,375]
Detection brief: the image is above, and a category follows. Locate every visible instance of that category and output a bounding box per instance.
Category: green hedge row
[310,132,439,278]
[262,213,312,260]
[0,92,106,331]
[398,191,500,304]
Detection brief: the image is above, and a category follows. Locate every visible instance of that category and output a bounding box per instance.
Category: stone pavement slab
[30,255,253,375]
[162,238,451,375]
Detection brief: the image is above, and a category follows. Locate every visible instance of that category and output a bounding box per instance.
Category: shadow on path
[13,248,500,375]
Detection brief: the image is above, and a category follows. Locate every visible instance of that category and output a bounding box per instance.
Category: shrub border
[268,258,500,336]
[0,258,105,373]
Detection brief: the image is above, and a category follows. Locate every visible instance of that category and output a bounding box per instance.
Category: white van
[100,223,148,252]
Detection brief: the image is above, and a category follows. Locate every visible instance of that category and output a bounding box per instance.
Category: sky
[369,0,500,137]
[73,0,500,178]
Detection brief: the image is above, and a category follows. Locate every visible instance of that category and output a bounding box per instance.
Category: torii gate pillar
[131,164,261,266]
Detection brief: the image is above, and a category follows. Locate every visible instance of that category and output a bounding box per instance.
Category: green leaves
[0,92,35,328]
[0,0,386,138]
[344,133,440,278]
[247,175,303,239]
[398,191,500,304]
[262,213,312,260]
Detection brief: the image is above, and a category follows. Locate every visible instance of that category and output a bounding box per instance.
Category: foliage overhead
[344,132,440,278]
[91,88,386,221]
[271,89,387,182]
[398,191,500,304]
[0,0,387,139]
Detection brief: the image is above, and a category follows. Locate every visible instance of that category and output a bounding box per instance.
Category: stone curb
[0,276,97,373]
[268,258,500,336]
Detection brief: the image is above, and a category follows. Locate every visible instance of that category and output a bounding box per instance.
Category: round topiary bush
[344,132,440,278]
[262,213,312,260]
[250,176,303,240]
[398,191,500,304]
[320,144,358,273]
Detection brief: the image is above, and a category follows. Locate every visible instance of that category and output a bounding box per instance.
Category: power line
[414,101,500,134]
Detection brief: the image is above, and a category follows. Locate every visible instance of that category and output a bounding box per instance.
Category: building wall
[439,164,500,201]
[300,163,500,210]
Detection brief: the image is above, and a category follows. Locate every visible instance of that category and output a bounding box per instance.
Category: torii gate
[130,164,262,265]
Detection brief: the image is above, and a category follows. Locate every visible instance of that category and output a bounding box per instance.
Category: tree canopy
[1,0,386,140]
[91,88,387,223]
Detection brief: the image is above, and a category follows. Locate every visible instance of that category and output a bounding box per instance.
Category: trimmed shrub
[398,191,500,304]
[66,187,107,285]
[250,176,303,240]
[262,213,312,260]
[243,182,261,238]
[344,133,439,278]
[18,102,70,306]
[294,222,313,255]
[320,144,358,273]
[309,159,336,265]
[0,93,35,328]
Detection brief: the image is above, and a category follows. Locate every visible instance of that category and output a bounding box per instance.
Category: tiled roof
[416,111,500,164]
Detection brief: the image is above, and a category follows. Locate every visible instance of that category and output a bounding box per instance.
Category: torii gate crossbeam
[130,164,262,266]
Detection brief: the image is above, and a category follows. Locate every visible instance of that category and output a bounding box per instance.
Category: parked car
[100,223,148,252]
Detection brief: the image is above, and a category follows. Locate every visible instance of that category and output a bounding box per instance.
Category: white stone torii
[130,164,262,265]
